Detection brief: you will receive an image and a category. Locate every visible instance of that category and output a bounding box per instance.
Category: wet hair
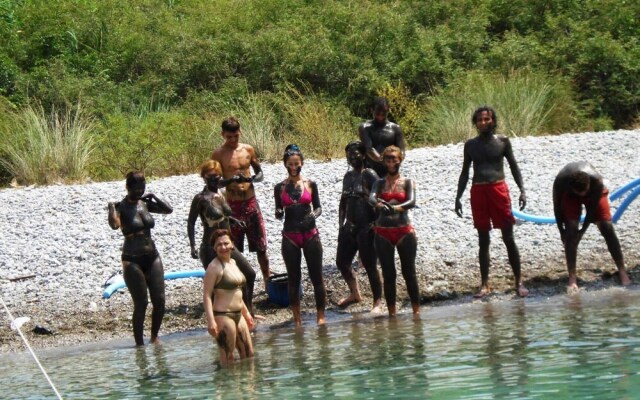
[472,106,498,127]
[382,145,403,162]
[568,171,590,193]
[372,97,390,112]
[283,144,304,163]
[345,141,365,155]
[221,116,240,133]
[210,228,235,247]
[125,171,145,187]
[200,159,222,178]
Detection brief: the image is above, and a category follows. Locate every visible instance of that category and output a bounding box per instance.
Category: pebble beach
[1,129,639,352]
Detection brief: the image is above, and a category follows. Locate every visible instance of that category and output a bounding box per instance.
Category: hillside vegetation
[0,0,639,184]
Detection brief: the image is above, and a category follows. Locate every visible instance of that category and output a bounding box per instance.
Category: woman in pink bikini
[274,144,326,326]
[368,145,420,317]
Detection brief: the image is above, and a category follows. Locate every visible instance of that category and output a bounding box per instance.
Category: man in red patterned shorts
[553,161,631,292]
[212,117,271,290]
[455,106,529,298]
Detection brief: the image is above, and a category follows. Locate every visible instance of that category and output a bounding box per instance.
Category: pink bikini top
[380,191,406,203]
[281,186,312,207]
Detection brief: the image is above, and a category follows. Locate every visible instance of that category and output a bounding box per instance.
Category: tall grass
[0,104,96,185]
[418,70,585,145]
[277,84,357,161]
[219,92,287,163]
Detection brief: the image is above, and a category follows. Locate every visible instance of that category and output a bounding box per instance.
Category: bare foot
[337,294,362,308]
[411,303,420,315]
[317,316,326,325]
[566,283,580,295]
[618,270,631,286]
[150,336,161,345]
[473,287,491,299]
[516,285,529,298]
[370,301,383,315]
[387,305,397,317]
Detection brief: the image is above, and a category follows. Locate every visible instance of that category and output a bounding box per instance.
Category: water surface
[2,289,640,399]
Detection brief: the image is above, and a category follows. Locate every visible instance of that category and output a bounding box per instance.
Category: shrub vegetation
[0,0,638,184]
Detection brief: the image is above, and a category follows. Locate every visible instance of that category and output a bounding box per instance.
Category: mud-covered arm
[187,195,200,254]
[107,201,121,230]
[359,124,381,162]
[338,191,347,227]
[504,137,526,210]
[142,193,173,214]
[309,180,322,218]
[553,176,566,236]
[368,179,383,208]
[274,182,284,220]
[394,124,406,157]
[248,146,264,183]
[393,179,416,213]
[455,143,472,217]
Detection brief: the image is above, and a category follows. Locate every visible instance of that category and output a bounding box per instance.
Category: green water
[2,289,640,399]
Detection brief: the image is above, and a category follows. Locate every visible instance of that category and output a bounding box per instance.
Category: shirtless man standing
[212,117,271,289]
[455,106,529,298]
[359,97,405,178]
[553,161,631,291]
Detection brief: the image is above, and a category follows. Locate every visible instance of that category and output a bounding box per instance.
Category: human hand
[245,314,255,330]
[230,217,246,230]
[190,246,198,259]
[519,192,526,211]
[302,211,316,225]
[231,175,247,183]
[208,322,218,338]
[141,193,155,202]
[455,199,463,217]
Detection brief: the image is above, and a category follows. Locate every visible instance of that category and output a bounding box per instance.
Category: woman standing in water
[203,229,254,367]
[369,146,420,317]
[274,144,327,326]
[187,159,256,314]
[108,171,173,346]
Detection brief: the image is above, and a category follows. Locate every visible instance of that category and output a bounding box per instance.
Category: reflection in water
[1,290,640,399]
[480,302,530,399]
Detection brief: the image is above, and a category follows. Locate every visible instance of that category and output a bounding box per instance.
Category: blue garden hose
[102,269,205,299]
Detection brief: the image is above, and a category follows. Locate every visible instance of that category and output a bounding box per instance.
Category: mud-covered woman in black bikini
[108,171,173,346]
[336,141,383,313]
[274,144,327,326]
[368,146,420,317]
[187,159,256,314]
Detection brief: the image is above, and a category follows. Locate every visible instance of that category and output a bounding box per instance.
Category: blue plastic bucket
[266,273,302,307]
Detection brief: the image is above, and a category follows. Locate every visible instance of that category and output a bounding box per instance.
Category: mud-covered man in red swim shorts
[553,161,631,291]
[455,106,529,298]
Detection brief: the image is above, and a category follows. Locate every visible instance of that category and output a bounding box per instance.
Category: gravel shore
[1,130,639,353]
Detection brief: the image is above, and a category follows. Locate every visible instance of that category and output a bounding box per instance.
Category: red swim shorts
[470,181,515,231]
[561,188,611,222]
[227,196,268,253]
